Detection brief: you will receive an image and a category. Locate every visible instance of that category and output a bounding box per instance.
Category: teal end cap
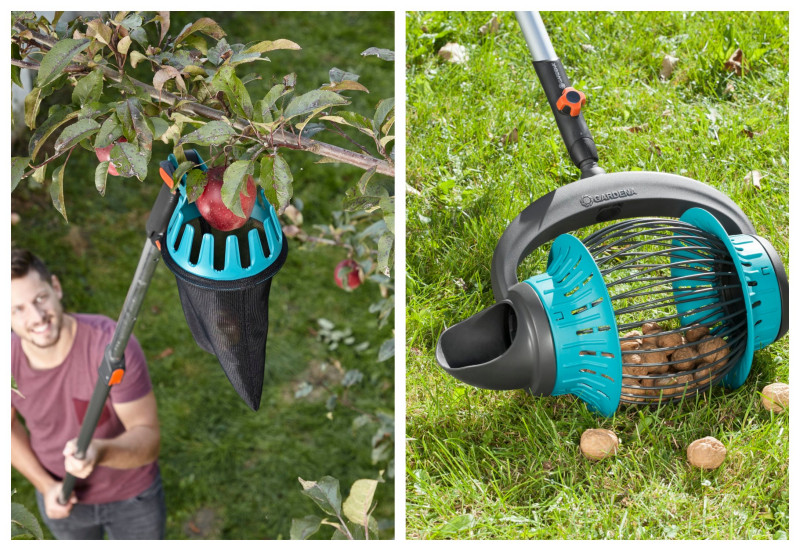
[524,234,621,417]
[678,208,764,389]
[162,152,285,282]
[729,234,782,350]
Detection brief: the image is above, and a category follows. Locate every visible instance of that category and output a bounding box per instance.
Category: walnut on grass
[687,436,726,469]
[580,428,619,461]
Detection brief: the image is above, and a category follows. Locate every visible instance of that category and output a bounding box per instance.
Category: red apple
[95,137,127,176]
[195,165,257,231]
[334,259,363,291]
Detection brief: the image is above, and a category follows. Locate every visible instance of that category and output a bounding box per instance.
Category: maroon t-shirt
[11,313,158,504]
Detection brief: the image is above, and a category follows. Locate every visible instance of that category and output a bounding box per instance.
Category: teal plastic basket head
[525,234,622,416]
[162,154,285,281]
[159,152,288,411]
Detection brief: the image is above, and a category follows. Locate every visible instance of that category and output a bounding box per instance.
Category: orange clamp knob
[109,368,125,386]
[556,87,586,117]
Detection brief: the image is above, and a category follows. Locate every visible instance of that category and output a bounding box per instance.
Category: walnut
[622,360,647,377]
[687,436,726,469]
[692,365,715,387]
[580,428,619,461]
[657,332,684,353]
[696,336,729,365]
[641,322,662,334]
[654,373,693,396]
[671,346,698,371]
[621,331,643,350]
[639,346,669,374]
[761,382,789,413]
[685,324,710,342]
[620,339,641,352]
[623,381,648,402]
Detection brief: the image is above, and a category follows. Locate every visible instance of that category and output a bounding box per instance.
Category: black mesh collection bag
[161,234,288,411]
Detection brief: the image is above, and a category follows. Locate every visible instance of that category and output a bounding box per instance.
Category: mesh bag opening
[160,219,288,411]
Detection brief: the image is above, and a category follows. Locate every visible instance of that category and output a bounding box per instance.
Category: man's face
[11,270,66,349]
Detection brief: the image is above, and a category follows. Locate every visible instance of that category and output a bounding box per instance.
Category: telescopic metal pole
[58,168,181,505]
[515,11,604,178]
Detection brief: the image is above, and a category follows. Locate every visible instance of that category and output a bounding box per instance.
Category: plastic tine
[199,233,215,269]
[176,222,195,262]
[225,234,242,272]
[248,228,266,267]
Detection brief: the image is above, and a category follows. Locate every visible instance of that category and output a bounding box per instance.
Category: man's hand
[63,439,101,479]
[42,482,77,519]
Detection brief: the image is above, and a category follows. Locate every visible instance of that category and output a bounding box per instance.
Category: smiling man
[11,249,165,539]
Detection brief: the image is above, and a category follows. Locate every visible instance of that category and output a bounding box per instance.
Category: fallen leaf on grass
[725,48,745,76]
[581,44,595,53]
[479,16,500,35]
[615,124,648,133]
[438,42,468,64]
[659,55,679,80]
[155,348,174,360]
[744,170,763,190]
[501,127,519,146]
[723,81,736,95]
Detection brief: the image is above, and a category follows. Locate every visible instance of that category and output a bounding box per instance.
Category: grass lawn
[11,11,394,539]
[406,11,788,539]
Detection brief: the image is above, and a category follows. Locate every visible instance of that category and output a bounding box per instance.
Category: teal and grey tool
[434,13,788,416]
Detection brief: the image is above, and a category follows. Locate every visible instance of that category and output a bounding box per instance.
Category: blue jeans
[36,469,166,540]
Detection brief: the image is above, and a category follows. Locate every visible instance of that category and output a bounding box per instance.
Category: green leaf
[358,166,377,194]
[380,196,394,235]
[72,68,104,107]
[177,120,236,146]
[125,98,153,152]
[28,106,78,159]
[50,163,68,222]
[86,19,113,46]
[298,476,342,516]
[171,160,197,188]
[273,154,293,212]
[343,479,379,527]
[185,169,207,202]
[54,119,101,154]
[11,43,23,88]
[175,17,226,43]
[290,516,322,540]
[212,65,253,119]
[361,47,394,61]
[94,115,123,148]
[221,160,253,217]
[284,90,349,120]
[320,111,374,137]
[244,39,301,54]
[36,38,90,88]
[377,232,394,275]
[109,141,148,180]
[263,84,287,110]
[11,157,31,193]
[24,87,43,130]
[343,195,382,212]
[95,161,110,196]
[373,97,394,134]
[150,117,170,140]
[329,67,359,83]
[11,503,43,540]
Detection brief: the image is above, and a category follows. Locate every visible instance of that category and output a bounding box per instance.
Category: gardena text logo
[580,188,637,208]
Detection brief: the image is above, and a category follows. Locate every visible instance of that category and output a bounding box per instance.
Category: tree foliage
[11,9,394,277]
